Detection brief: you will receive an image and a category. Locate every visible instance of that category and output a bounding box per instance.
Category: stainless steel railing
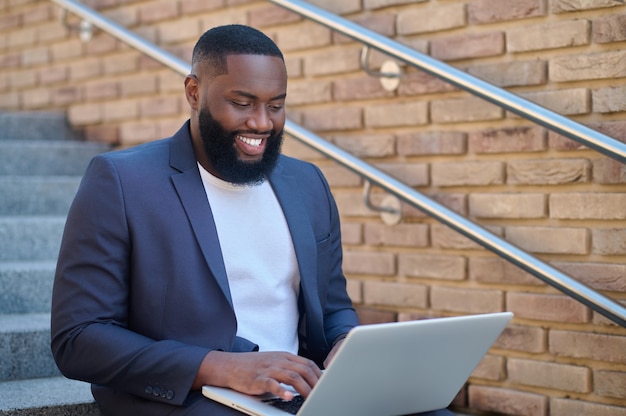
[50,0,626,327]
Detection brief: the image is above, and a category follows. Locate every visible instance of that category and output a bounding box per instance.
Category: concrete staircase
[0,112,109,415]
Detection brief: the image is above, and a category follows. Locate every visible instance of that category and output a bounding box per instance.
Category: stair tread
[0,376,94,412]
[0,313,50,333]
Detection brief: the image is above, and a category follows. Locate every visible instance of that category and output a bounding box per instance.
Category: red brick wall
[1,0,625,414]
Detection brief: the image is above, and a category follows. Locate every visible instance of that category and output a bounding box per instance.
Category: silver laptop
[203,312,513,416]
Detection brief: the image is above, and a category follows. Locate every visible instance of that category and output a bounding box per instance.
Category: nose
[246,106,273,132]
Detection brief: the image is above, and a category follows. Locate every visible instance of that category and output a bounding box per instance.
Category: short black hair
[192,25,284,76]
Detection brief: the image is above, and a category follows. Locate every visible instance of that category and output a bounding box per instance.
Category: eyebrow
[231,90,287,101]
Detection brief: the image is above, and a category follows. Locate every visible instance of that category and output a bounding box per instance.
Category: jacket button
[144,386,153,395]
[166,390,175,400]
[152,387,160,397]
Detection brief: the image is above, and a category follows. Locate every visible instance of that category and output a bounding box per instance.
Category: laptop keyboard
[262,395,305,414]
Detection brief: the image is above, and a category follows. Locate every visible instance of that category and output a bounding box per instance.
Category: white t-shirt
[198,163,300,354]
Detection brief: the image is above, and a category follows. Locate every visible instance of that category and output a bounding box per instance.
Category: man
[51,25,452,416]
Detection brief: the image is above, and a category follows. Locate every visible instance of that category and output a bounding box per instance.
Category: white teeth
[238,136,262,147]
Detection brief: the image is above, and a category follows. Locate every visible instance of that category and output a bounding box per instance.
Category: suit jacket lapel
[269,160,321,319]
[168,123,233,307]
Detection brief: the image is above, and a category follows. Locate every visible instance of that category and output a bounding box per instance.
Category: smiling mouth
[237,135,263,147]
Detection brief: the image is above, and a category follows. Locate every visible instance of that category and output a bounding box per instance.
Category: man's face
[196,54,287,185]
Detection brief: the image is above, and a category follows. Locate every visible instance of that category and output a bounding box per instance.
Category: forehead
[207,54,287,98]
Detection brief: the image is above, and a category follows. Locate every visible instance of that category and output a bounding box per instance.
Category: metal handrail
[50,0,626,327]
[270,0,626,164]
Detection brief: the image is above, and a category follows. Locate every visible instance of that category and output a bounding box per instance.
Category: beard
[198,106,283,186]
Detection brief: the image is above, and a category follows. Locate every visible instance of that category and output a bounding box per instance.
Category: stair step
[0,377,97,415]
[0,314,60,381]
[0,176,80,216]
[0,141,109,176]
[0,111,84,142]
[0,262,56,315]
[0,217,66,262]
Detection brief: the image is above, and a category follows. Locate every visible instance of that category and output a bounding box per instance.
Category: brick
[363,280,428,308]
[365,101,428,128]
[288,79,332,105]
[550,193,626,220]
[333,76,394,101]
[343,250,396,276]
[180,0,224,15]
[158,17,201,43]
[138,0,178,24]
[0,91,20,109]
[364,0,426,9]
[334,14,395,44]
[68,102,103,125]
[467,60,547,87]
[430,286,504,314]
[508,292,591,323]
[508,358,591,393]
[0,14,20,31]
[469,126,546,154]
[38,21,70,46]
[364,223,429,247]
[469,193,546,219]
[517,88,590,116]
[249,4,301,28]
[593,85,626,113]
[84,124,119,145]
[592,228,626,255]
[595,369,626,399]
[340,221,362,245]
[303,106,362,131]
[200,10,247,32]
[552,261,626,292]
[494,325,546,353]
[159,71,185,93]
[432,161,504,187]
[7,27,36,48]
[401,192,468,219]
[51,39,84,62]
[69,58,102,81]
[431,31,505,61]
[505,226,589,254]
[119,120,159,146]
[431,223,502,250]
[469,385,547,416]
[550,330,626,364]
[85,79,119,100]
[551,398,626,416]
[318,164,361,187]
[334,191,377,217]
[51,86,82,105]
[374,162,429,187]
[472,354,505,380]
[273,23,331,52]
[85,34,118,55]
[431,97,503,123]
[304,47,361,76]
[346,278,362,304]
[507,20,590,53]
[398,253,466,281]
[333,133,395,157]
[103,99,139,122]
[0,53,20,69]
[468,0,545,24]
[551,0,625,13]
[550,50,626,82]
[507,159,591,185]
[22,46,49,66]
[103,52,138,75]
[356,306,397,325]
[593,13,626,43]
[593,157,626,184]
[120,73,158,96]
[397,3,466,35]
[39,66,69,85]
[397,131,466,156]
[469,257,546,286]
[9,69,36,89]
[398,70,458,96]
[140,96,180,117]
[22,88,50,108]
[102,7,138,28]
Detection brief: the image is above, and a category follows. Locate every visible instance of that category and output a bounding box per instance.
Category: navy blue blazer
[51,121,359,414]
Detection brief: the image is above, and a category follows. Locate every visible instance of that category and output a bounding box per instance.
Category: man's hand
[193,351,322,400]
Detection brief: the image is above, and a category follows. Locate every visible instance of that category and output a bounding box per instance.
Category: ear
[184,75,200,110]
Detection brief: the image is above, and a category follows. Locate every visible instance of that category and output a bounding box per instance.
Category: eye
[231,100,251,108]
[268,102,284,111]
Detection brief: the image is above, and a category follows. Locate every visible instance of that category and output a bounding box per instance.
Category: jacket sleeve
[50,155,209,406]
